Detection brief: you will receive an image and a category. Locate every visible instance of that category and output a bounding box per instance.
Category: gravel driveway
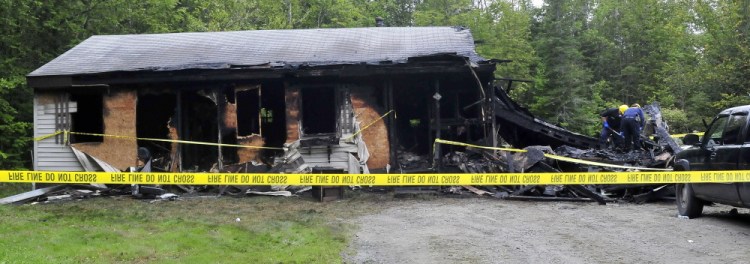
[345,198,750,263]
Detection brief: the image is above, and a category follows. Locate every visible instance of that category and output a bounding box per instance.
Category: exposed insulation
[73,89,137,169]
[285,86,300,143]
[168,120,180,172]
[224,101,237,130]
[237,134,265,163]
[351,89,390,169]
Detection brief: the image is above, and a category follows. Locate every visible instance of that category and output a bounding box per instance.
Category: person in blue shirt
[620,103,646,151]
[599,104,628,148]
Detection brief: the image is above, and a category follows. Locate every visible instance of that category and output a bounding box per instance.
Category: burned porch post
[433,79,442,172]
[176,90,183,172]
[489,80,497,148]
[385,79,398,172]
[214,89,223,169]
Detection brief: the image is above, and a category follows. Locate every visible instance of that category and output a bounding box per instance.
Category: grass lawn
[0,191,392,264]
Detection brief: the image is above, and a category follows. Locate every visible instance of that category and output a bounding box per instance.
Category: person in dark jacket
[600,104,628,148]
[620,103,646,151]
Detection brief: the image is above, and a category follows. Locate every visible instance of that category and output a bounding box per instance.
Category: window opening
[301,87,337,135]
[236,87,261,136]
[705,115,728,146]
[69,91,103,143]
[722,114,746,145]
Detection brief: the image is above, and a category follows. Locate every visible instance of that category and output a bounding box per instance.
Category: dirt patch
[345,198,750,263]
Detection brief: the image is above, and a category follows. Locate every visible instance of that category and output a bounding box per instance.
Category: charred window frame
[260,108,273,124]
[236,86,262,136]
[68,91,104,143]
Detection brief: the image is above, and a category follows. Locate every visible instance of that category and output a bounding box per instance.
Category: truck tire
[676,183,703,218]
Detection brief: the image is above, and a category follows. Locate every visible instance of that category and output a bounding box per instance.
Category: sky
[532,0,543,7]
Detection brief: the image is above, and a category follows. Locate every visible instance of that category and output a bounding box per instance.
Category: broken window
[69,91,104,143]
[301,87,337,135]
[261,108,273,123]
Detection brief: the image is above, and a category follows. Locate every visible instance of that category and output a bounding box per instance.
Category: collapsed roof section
[28,26,493,88]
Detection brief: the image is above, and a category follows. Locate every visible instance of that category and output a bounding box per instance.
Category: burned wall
[351,87,390,170]
[73,89,138,169]
[224,101,238,131]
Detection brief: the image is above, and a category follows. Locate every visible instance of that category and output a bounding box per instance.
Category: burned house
[21,26,684,204]
[27,27,502,174]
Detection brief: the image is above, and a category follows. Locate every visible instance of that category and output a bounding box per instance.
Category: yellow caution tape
[34,130,283,150]
[33,131,62,141]
[1,170,749,186]
[434,139,672,171]
[669,132,704,138]
[346,110,395,140]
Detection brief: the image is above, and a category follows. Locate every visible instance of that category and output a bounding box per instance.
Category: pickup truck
[674,105,750,218]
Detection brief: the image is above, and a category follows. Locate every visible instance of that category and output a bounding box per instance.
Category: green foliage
[0,76,31,170]
[661,108,690,134]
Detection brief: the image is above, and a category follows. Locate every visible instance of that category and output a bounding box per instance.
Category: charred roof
[28,26,492,88]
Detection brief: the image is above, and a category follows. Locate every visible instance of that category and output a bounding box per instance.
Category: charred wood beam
[600,184,662,192]
[385,80,398,170]
[528,161,559,172]
[494,186,514,193]
[504,195,608,203]
[213,89,223,169]
[433,78,442,172]
[567,185,607,205]
[642,103,682,154]
[176,90,183,172]
[44,64,494,88]
[511,185,535,195]
[632,185,673,204]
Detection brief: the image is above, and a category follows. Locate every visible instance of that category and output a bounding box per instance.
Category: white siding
[299,144,357,172]
[33,95,84,172]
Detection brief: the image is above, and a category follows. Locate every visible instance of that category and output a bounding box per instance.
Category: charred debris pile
[3,99,680,205]
[411,101,679,205]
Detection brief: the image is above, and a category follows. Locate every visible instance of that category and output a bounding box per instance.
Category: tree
[527,0,601,135]
[692,0,750,113]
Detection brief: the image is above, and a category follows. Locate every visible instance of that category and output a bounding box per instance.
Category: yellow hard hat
[631,103,640,108]
[619,105,628,114]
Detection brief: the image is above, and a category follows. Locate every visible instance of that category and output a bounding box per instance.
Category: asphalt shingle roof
[29,27,484,77]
